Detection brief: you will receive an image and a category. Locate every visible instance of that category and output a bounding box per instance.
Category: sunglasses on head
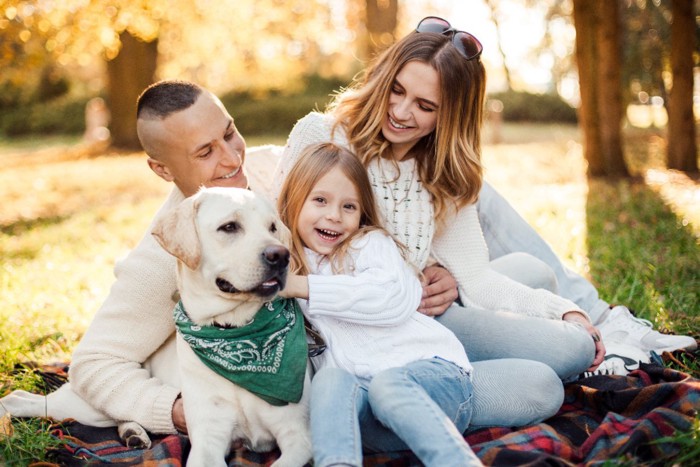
[415,16,483,61]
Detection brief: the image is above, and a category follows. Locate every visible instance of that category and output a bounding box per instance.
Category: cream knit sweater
[69,188,185,434]
[273,112,587,321]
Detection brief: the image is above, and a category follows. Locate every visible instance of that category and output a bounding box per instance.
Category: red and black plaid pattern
[45,363,699,466]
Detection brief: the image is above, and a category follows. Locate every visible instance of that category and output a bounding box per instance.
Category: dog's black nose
[262,245,290,268]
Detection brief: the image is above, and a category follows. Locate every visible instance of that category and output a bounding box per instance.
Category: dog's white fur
[0,146,290,453]
[151,187,311,467]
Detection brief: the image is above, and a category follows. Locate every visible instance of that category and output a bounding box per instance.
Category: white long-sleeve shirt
[300,230,471,385]
[273,112,587,321]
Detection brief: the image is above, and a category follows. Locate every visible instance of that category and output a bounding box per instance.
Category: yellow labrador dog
[152,187,311,467]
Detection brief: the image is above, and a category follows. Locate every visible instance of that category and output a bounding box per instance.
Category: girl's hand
[563,311,606,371]
[419,265,459,316]
[279,274,309,299]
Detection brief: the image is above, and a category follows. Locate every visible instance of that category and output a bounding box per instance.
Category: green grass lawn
[0,124,698,463]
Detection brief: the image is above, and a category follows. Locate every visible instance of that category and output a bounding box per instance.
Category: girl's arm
[280,274,309,299]
[431,204,590,322]
[297,232,422,326]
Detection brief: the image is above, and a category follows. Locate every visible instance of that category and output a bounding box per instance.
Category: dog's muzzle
[215,245,290,295]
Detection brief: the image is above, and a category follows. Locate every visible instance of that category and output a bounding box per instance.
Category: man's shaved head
[137,80,203,121]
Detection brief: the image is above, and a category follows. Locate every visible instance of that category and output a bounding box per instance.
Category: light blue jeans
[405,182,598,433]
[310,359,482,467]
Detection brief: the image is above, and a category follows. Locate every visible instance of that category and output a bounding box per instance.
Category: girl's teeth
[318,229,340,239]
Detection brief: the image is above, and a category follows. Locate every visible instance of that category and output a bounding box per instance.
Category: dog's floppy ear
[152,196,202,270]
[276,218,292,248]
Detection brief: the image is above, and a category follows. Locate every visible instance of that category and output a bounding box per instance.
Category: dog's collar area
[174,298,307,406]
[304,320,326,357]
[212,318,253,329]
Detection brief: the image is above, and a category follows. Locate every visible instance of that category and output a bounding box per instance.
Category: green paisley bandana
[174,297,308,406]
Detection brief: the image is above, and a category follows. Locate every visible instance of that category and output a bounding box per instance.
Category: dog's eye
[270,222,277,233]
[218,222,240,233]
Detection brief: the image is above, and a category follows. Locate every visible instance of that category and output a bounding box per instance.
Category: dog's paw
[118,421,152,449]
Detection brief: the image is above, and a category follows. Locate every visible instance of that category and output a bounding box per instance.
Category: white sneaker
[596,306,698,354]
[580,342,651,378]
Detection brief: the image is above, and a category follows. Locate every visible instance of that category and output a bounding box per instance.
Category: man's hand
[172,396,187,434]
[419,265,459,316]
[563,311,606,371]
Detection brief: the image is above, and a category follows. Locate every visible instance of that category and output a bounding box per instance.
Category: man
[66,81,251,433]
[5,80,693,436]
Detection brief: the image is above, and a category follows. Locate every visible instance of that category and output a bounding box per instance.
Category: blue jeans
[310,359,482,467]
[436,304,595,381]
[478,182,610,323]
[433,210,598,426]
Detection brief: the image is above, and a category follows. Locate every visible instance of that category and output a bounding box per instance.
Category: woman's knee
[490,252,559,293]
[470,359,564,428]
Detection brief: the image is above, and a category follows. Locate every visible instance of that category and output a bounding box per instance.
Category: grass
[0,123,698,464]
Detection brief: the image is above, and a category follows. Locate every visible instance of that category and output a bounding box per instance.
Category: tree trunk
[364,0,398,59]
[667,0,698,173]
[572,0,628,177]
[596,0,627,176]
[107,31,158,150]
[572,0,602,174]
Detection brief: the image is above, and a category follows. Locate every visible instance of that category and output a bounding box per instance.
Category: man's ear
[148,158,175,182]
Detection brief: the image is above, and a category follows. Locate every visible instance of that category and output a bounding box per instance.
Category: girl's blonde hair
[277,142,385,275]
[328,31,486,226]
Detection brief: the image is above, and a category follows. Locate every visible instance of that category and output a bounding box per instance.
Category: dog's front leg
[186,400,237,467]
[180,346,237,467]
[267,374,312,467]
[269,418,312,467]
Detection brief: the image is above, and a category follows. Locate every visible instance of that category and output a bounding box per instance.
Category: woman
[273,16,605,430]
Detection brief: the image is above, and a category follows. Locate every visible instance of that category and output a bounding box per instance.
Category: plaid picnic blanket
[43,363,699,466]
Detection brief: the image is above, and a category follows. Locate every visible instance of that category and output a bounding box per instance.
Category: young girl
[274,16,603,430]
[278,142,483,467]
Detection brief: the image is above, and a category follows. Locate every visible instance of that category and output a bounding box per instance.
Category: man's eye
[218,222,240,233]
[224,131,235,141]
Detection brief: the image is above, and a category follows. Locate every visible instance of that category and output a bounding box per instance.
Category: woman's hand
[563,311,606,371]
[419,265,459,316]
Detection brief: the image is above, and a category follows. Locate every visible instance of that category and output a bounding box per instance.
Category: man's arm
[69,189,184,434]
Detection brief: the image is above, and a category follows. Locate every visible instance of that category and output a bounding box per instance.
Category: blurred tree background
[0,0,697,173]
